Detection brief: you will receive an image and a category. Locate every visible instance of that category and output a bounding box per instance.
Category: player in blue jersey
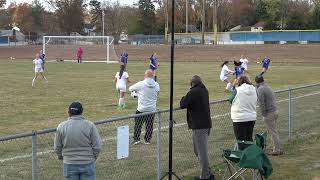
[260,56,271,75]
[149,53,158,82]
[39,50,45,70]
[120,49,128,66]
[232,61,244,91]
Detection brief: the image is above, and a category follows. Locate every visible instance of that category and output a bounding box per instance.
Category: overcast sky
[5,0,137,9]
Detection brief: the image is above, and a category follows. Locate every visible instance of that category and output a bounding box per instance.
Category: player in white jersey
[220,61,235,92]
[115,64,131,109]
[239,54,249,73]
[32,53,48,87]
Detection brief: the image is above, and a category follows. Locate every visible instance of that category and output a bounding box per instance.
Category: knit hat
[68,101,83,115]
[255,75,264,84]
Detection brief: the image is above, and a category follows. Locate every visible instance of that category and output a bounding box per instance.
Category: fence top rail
[0,83,319,141]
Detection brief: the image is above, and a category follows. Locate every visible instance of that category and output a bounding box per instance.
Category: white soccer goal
[42,36,118,63]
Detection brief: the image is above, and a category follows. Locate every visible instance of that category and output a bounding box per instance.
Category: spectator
[230,75,257,150]
[77,47,83,63]
[180,75,214,180]
[54,101,102,180]
[129,70,160,145]
[255,75,283,156]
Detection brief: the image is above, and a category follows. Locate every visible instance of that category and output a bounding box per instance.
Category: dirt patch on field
[0,44,319,63]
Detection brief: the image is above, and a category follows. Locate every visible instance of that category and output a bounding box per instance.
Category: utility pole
[212,0,217,45]
[165,0,169,43]
[101,1,106,45]
[186,0,188,33]
[201,0,205,44]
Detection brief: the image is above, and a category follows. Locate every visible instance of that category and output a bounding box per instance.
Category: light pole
[186,0,188,33]
[201,0,205,44]
[101,1,106,44]
[212,0,217,45]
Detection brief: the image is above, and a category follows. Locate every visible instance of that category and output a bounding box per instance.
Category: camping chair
[222,132,272,180]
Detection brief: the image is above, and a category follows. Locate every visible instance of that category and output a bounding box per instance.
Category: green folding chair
[222,132,272,180]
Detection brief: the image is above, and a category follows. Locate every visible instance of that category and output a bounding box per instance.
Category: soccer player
[77,47,83,63]
[149,53,158,82]
[39,50,46,70]
[115,64,131,109]
[239,54,249,74]
[232,60,244,90]
[260,56,271,75]
[220,61,235,92]
[120,49,128,66]
[32,53,48,87]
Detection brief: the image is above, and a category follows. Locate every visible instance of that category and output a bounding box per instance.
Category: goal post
[42,36,118,63]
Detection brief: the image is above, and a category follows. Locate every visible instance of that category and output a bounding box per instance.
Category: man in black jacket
[180,75,214,180]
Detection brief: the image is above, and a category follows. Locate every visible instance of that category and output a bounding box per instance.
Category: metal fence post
[156,112,162,180]
[32,130,38,180]
[288,88,292,139]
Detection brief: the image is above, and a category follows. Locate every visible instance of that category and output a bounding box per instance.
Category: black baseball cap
[68,101,83,115]
[255,75,264,84]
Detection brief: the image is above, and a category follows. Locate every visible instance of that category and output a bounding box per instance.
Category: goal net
[43,36,118,63]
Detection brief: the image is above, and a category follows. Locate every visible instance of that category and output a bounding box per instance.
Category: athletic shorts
[35,68,43,73]
[149,66,157,70]
[262,64,269,69]
[220,75,228,81]
[116,85,126,92]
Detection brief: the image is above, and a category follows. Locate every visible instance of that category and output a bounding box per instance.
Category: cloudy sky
[5,0,137,9]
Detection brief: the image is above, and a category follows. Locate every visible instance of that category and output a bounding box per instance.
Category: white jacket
[231,83,257,122]
[129,78,160,112]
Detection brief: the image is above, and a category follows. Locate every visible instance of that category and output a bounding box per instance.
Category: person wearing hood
[255,75,283,156]
[129,69,160,145]
[180,75,214,180]
[230,75,257,150]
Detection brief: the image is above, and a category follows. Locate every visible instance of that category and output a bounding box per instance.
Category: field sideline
[0,59,320,136]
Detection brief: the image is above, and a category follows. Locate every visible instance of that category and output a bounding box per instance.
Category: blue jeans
[63,162,95,180]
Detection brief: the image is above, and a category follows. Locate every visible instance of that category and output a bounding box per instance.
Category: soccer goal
[42,36,119,63]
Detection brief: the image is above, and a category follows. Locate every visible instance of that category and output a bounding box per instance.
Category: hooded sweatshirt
[231,83,257,122]
[129,78,160,112]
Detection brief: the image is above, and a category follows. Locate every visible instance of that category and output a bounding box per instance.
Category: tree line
[0,0,319,38]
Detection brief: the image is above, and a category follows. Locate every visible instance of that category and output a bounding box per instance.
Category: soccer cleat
[144,141,151,145]
[132,140,141,145]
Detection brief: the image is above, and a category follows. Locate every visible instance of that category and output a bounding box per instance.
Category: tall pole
[102,9,105,44]
[169,0,175,177]
[186,0,188,33]
[165,0,169,43]
[213,0,217,45]
[201,0,205,44]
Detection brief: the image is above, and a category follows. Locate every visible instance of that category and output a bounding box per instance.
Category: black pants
[77,57,82,63]
[233,121,255,150]
[133,110,155,142]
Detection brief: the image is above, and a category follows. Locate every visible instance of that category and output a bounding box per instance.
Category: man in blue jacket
[180,75,214,180]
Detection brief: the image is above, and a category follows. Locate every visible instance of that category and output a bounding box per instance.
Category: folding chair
[222,132,272,180]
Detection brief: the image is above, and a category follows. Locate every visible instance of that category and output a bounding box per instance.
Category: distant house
[0,29,25,41]
[83,24,96,36]
[251,21,266,32]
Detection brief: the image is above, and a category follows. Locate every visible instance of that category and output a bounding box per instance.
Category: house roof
[252,21,266,28]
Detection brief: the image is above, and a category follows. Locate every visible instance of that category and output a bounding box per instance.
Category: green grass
[0,60,320,135]
[0,59,319,180]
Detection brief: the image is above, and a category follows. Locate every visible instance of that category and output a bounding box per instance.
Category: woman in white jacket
[230,75,257,150]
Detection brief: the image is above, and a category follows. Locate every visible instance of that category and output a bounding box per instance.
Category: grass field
[0,60,320,135]
[0,59,320,180]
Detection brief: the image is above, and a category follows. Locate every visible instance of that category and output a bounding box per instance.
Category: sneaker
[132,140,141,145]
[270,151,284,156]
[194,174,215,180]
[144,141,151,145]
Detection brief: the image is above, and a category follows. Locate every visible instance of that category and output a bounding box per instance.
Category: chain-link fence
[0,83,319,180]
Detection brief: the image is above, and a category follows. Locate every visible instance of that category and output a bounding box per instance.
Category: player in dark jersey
[260,56,271,75]
[149,53,158,82]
